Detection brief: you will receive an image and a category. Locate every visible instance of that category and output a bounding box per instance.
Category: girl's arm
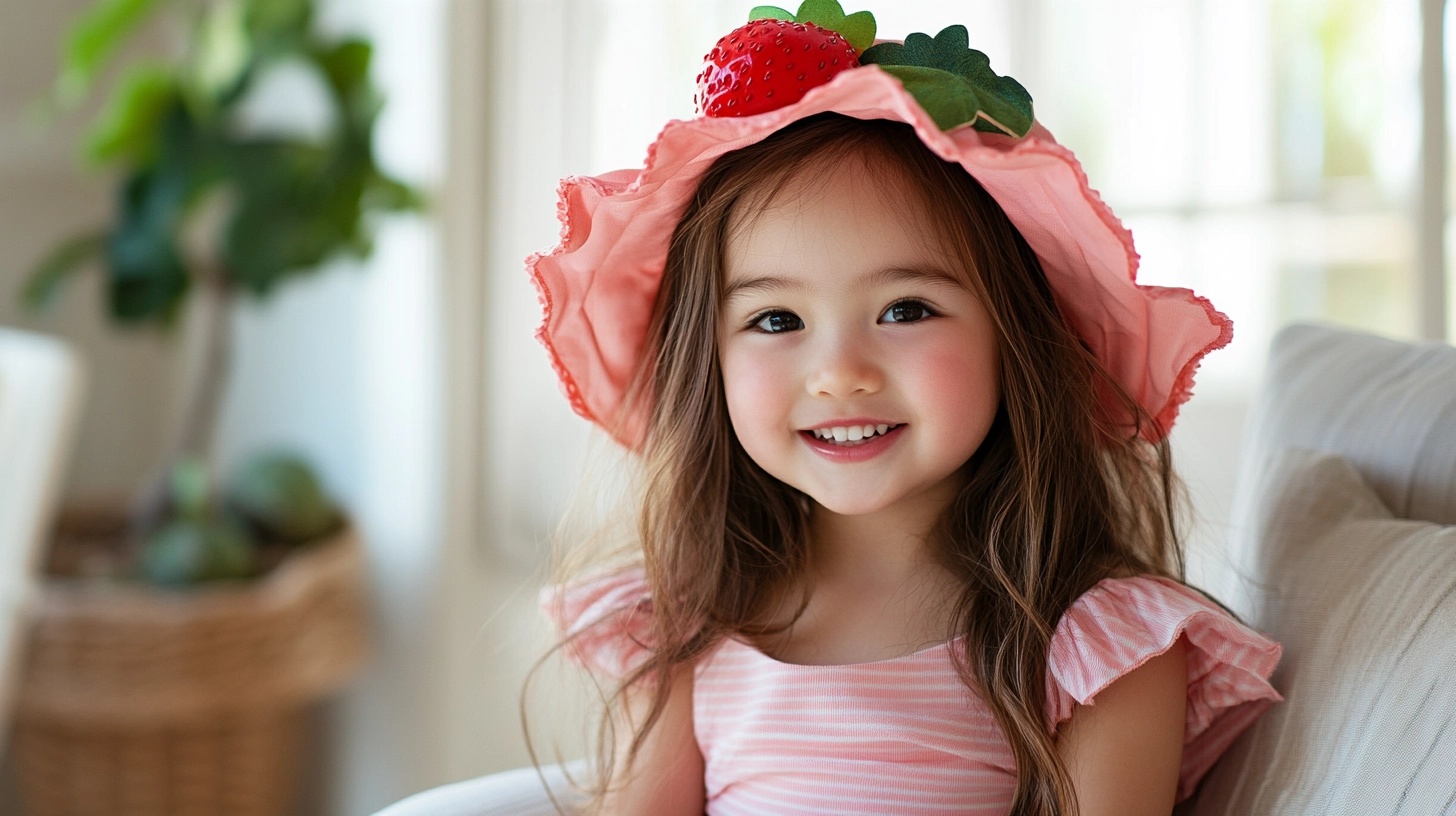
[598,665,706,816]
[1054,633,1189,816]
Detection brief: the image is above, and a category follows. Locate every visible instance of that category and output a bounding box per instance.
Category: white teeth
[810,424,899,444]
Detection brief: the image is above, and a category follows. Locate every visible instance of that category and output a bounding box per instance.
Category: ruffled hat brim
[528,65,1231,449]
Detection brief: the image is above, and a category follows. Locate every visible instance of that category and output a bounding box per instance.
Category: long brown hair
[567,113,1191,816]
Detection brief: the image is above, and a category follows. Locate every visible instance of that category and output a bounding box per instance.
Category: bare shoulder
[1055,634,1188,816]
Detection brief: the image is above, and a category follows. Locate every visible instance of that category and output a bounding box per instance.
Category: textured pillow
[1182,448,1456,815]
[1230,324,1456,536]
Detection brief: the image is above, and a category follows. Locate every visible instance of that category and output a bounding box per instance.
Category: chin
[803,490,899,517]
[802,474,966,520]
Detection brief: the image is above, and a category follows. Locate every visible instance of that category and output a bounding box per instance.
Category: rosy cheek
[720,348,793,445]
[905,336,1001,432]
[918,332,992,379]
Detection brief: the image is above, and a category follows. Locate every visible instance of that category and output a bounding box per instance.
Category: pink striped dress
[543,568,1282,815]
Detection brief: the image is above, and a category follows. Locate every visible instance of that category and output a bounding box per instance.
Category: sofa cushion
[1230,324,1456,537]
[1183,448,1456,815]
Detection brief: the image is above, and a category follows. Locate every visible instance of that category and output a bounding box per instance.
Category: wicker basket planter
[11,509,370,816]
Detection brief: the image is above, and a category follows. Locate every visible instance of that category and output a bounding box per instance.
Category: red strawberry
[695,19,860,118]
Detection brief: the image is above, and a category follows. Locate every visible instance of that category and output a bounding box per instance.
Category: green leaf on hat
[795,0,876,52]
[749,6,795,21]
[860,25,1033,137]
[751,1,876,53]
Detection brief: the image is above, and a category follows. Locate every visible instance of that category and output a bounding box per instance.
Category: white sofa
[1178,323,1456,815]
[380,323,1456,816]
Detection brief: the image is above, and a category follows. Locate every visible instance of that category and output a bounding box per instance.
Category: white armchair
[373,761,586,816]
[0,327,85,762]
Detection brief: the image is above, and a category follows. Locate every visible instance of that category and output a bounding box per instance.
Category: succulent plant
[227,451,342,545]
[138,516,257,586]
[136,457,257,585]
[133,451,342,585]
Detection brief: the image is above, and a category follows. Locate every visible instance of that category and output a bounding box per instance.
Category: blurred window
[1032,0,1423,393]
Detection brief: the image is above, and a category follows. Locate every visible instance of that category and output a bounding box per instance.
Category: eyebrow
[723,265,968,304]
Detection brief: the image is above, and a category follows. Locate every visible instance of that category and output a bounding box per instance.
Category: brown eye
[752,311,803,333]
[881,300,933,324]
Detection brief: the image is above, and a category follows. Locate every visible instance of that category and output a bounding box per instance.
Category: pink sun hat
[527,11,1231,451]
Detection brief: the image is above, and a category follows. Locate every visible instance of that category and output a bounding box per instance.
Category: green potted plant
[11,0,419,813]
[24,0,420,576]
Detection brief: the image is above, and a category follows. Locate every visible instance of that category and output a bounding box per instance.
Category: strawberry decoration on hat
[696,0,1034,139]
[695,3,871,117]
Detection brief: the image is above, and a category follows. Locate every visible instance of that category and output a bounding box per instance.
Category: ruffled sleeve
[539,566,654,679]
[1046,575,1283,803]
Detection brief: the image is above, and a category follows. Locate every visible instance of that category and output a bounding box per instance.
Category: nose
[806,331,883,398]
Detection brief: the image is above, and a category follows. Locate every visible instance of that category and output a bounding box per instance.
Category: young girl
[528,4,1283,815]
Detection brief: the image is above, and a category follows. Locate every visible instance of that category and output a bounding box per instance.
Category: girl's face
[717,158,1002,519]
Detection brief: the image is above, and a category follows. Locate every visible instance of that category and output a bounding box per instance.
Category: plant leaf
[52,0,164,108]
[192,0,252,105]
[244,0,312,38]
[312,39,372,101]
[23,232,109,312]
[169,456,212,517]
[749,5,794,21]
[83,63,175,165]
[108,163,191,322]
[108,237,190,322]
[365,173,425,212]
[860,25,1033,136]
[221,137,359,294]
[791,0,876,53]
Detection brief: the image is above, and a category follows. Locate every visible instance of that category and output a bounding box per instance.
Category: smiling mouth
[803,423,903,446]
